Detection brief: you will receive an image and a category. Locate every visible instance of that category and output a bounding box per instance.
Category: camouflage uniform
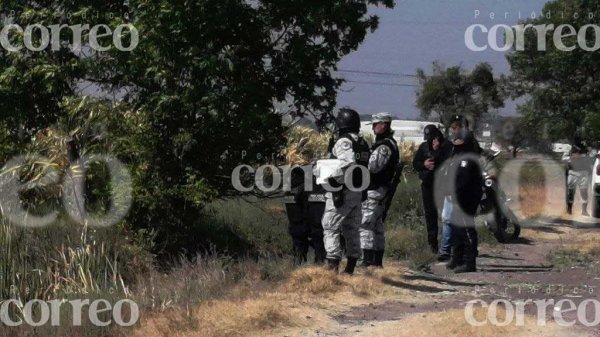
[359,144,395,251]
[359,112,400,268]
[321,134,364,260]
[567,149,593,215]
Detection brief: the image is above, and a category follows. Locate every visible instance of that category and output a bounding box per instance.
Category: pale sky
[336,0,550,119]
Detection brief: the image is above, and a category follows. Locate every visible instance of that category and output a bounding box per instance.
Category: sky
[336,0,550,119]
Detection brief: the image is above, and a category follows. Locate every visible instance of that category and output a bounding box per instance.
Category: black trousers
[451,212,479,264]
[421,183,439,252]
[286,202,326,264]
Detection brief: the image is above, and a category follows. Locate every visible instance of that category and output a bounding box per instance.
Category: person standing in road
[443,115,483,273]
[567,144,593,216]
[439,115,481,263]
[321,108,371,275]
[359,112,400,268]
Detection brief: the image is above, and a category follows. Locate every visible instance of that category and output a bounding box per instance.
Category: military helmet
[371,112,392,124]
[335,107,361,133]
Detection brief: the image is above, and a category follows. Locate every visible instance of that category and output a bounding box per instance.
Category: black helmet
[335,108,361,133]
[423,124,438,141]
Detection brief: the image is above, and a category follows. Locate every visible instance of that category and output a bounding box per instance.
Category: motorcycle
[479,150,521,243]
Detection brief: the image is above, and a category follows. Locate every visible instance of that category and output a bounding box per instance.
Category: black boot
[314,253,326,265]
[344,257,358,275]
[428,234,439,254]
[453,261,476,273]
[582,203,590,216]
[293,246,308,266]
[360,249,374,268]
[325,258,340,272]
[373,250,384,268]
[567,203,573,215]
[437,254,451,262]
[314,245,326,265]
[454,239,476,273]
[446,246,464,270]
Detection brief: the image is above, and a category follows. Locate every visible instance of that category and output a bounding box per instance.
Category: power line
[337,69,418,78]
[343,80,418,88]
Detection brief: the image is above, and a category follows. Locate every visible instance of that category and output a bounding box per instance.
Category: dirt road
[265,216,600,337]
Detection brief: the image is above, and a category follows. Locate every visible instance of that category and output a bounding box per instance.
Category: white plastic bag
[314,159,344,185]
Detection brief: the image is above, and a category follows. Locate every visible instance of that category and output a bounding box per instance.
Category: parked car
[594,151,600,218]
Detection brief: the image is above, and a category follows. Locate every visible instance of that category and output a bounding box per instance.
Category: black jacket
[413,138,452,186]
[447,137,483,216]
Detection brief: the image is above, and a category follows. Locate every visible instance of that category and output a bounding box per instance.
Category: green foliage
[206,198,291,257]
[0,0,394,258]
[384,173,436,269]
[416,62,504,128]
[506,0,600,144]
[493,116,553,156]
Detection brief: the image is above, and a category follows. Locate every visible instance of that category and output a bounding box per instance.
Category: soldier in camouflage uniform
[567,144,593,216]
[321,108,370,275]
[359,113,399,268]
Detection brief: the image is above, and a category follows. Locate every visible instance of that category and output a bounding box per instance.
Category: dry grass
[346,307,576,337]
[282,266,393,299]
[134,298,297,337]
[131,258,299,337]
[131,263,446,337]
[555,230,600,256]
[283,126,330,166]
[283,267,346,295]
[195,298,295,336]
[282,126,417,166]
[399,141,416,165]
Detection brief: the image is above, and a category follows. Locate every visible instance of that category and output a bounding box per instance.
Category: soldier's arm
[369,144,391,174]
[329,138,356,185]
[332,138,356,169]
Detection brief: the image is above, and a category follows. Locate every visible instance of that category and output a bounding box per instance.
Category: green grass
[548,248,600,277]
[206,197,291,257]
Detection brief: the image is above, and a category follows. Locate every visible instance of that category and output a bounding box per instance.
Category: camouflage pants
[322,191,362,260]
[359,196,386,251]
[567,171,589,204]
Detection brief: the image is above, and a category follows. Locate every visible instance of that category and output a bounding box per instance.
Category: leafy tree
[0,0,394,256]
[506,0,600,144]
[492,115,553,157]
[416,62,504,129]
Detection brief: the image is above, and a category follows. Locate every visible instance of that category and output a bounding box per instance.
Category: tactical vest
[331,133,371,188]
[369,137,400,190]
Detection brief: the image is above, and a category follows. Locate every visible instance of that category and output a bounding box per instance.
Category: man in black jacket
[444,119,483,273]
[413,124,451,255]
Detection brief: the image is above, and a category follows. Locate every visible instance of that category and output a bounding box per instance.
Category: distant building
[360,120,444,145]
